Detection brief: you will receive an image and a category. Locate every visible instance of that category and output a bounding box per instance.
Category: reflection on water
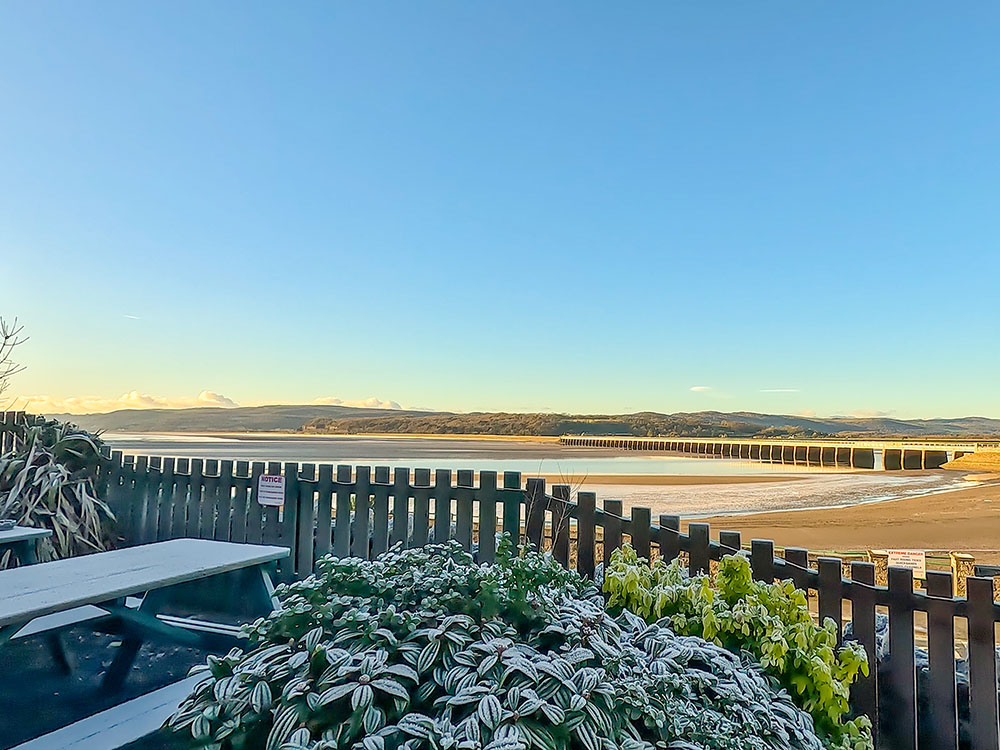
[103,433,977,517]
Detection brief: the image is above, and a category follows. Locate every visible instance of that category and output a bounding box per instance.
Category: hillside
[48,405,442,433]
[45,405,1000,439]
[303,409,1000,438]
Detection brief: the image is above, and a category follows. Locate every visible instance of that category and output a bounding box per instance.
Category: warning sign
[257,474,285,507]
[887,549,926,579]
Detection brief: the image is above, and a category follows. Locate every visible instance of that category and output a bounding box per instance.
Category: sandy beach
[538,473,809,486]
[690,475,1000,564]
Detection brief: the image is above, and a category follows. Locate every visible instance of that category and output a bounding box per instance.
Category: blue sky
[2,3,998,418]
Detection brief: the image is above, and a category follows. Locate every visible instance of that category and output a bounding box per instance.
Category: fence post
[296,464,316,576]
[455,469,474,552]
[261,461,283,545]
[412,468,431,547]
[333,465,353,557]
[185,459,204,539]
[230,460,250,544]
[817,557,843,643]
[630,507,651,561]
[352,466,371,558]
[477,471,498,563]
[886,567,917,750]
[525,478,546,551]
[576,491,596,579]
[371,466,391,557]
[925,570,958,750]
[199,459,218,540]
[688,523,711,575]
[501,472,522,544]
[967,576,1000,750]
[433,469,452,544]
[550,485,571,568]
[215,459,234,542]
[314,464,334,560]
[157,457,175,541]
[718,530,741,556]
[658,514,680,562]
[279,462,300,577]
[602,499,623,569]
[750,539,775,582]
[391,468,410,548]
[849,562,879,739]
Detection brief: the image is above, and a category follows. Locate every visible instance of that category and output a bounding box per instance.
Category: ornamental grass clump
[604,545,872,750]
[0,416,114,565]
[170,538,836,750]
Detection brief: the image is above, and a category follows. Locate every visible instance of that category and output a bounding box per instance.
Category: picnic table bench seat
[11,674,206,750]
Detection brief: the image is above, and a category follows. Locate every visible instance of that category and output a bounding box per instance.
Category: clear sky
[2,3,998,418]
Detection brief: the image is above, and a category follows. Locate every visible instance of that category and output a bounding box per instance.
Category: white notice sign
[887,549,926,579]
[257,474,285,507]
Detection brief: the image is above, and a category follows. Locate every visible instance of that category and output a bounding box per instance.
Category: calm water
[103,433,978,517]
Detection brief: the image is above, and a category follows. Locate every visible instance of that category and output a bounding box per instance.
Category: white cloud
[689,386,712,392]
[846,409,893,418]
[760,388,801,393]
[15,390,240,414]
[312,396,403,410]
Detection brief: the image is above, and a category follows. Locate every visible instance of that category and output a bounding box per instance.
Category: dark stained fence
[0,410,26,454]
[12,431,997,750]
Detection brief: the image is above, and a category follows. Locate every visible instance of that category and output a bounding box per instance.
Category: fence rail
[2,411,1000,749]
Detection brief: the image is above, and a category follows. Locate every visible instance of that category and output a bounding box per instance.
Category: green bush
[0,416,114,564]
[170,540,834,750]
[604,545,872,750]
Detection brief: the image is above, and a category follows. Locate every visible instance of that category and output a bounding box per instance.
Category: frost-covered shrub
[169,539,835,750]
[604,545,872,750]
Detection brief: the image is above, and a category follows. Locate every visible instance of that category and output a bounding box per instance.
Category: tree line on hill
[300,412,829,437]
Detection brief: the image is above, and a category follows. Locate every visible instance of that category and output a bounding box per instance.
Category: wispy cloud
[759,388,800,393]
[122,314,142,320]
[689,386,712,392]
[17,390,240,414]
[846,409,894,418]
[312,396,403,410]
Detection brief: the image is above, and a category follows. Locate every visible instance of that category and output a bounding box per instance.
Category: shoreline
[111,430,563,443]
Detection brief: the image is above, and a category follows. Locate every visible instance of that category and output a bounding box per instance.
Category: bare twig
[0,317,28,402]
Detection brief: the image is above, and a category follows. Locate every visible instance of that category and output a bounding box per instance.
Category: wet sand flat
[539,473,808,485]
[691,479,1000,564]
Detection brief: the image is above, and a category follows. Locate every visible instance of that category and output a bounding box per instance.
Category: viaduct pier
[558,436,998,470]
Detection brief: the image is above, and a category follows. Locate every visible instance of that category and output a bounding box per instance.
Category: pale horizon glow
[6,389,996,422]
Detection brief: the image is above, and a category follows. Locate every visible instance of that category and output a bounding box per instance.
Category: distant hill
[303,410,1000,438]
[46,405,1000,439]
[48,405,442,433]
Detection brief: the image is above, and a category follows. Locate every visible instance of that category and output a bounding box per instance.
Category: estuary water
[102,433,977,517]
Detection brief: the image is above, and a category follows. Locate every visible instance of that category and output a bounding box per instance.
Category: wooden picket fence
[0,410,24,454]
[1,411,999,749]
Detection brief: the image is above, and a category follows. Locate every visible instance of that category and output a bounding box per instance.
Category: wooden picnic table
[0,525,52,565]
[0,538,288,690]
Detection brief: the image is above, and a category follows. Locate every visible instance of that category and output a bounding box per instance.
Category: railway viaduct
[558,436,999,470]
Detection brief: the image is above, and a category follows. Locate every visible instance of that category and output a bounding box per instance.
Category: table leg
[248,563,279,613]
[46,633,75,675]
[101,636,143,691]
[100,589,169,692]
[14,539,38,565]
